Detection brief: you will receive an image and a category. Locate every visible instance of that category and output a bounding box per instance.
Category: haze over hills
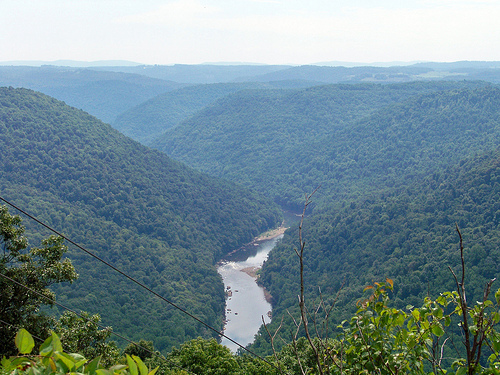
[88,64,292,84]
[113,82,272,144]
[0,87,281,351]
[3,61,500,127]
[113,81,321,144]
[0,60,143,67]
[89,61,500,84]
[0,66,183,123]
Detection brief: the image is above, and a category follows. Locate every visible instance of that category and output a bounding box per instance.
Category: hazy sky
[1,0,500,65]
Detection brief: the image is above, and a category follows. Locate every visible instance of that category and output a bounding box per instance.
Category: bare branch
[262,315,286,375]
[296,187,324,374]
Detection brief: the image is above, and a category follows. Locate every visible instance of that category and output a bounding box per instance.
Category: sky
[1,0,500,65]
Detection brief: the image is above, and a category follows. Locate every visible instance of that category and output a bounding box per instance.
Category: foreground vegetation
[4,266,500,374]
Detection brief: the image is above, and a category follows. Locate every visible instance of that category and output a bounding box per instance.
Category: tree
[54,311,120,367]
[0,204,78,356]
[123,339,155,361]
[167,337,239,375]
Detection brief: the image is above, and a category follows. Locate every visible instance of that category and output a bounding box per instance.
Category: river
[217,234,283,352]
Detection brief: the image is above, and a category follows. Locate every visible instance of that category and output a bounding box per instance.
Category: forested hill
[113,82,271,144]
[154,81,492,208]
[251,148,500,353]
[0,87,282,351]
[0,66,182,123]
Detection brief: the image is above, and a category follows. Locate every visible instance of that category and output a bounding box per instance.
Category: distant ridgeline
[0,87,282,351]
[0,66,184,124]
[3,62,500,127]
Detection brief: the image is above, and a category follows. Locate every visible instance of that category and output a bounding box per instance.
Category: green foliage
[254,146,500,355]
[328,280,438,374]
[1,330,157,375]
[0,205,77,356]
[123,340,155,361]
[113,82,273,145]
[267,280,500,374]
[5,274,500,375]
[167,338,239,375]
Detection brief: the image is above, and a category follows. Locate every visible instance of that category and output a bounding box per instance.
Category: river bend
[218,235,283,352]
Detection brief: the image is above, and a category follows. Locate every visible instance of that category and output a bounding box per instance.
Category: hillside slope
[0,87,282,351]
[251,149,500,353]
[113,82,269,144]
[155,81,490,208]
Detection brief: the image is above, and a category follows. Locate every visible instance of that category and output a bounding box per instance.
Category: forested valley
[3,62,500,374]
[0,87,282,352]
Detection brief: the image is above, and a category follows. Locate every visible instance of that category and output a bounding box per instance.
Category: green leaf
[126,355,138,375]
[9,357,32,369]
[55,352,76,372]
[492,337,500,352]
[15,329,35,354]
[39,335,54,357]
[85,356,102,374]
[132,355,148,375]
[445,315,451,327]
[493,312,500,324]
[431,324,444,337]
[1,357,12,370]
[68,353,87,370]
[109,364,128,372]
[412,309,420,321]
[50,332,63,353]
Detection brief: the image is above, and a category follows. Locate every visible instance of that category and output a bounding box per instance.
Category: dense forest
[4,62,500,373]
[252,149,500,354]
[0,87,281,351]
[113,82,269,144]
[113,81,319,145]
[155,81,492,208]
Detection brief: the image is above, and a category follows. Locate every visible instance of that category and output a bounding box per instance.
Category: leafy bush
[0,329,158,375]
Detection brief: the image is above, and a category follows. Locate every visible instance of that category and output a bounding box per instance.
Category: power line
[0,196,277,369]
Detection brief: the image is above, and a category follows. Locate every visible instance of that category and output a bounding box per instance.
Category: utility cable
[0,272,197,375]
[0,196,278,369]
